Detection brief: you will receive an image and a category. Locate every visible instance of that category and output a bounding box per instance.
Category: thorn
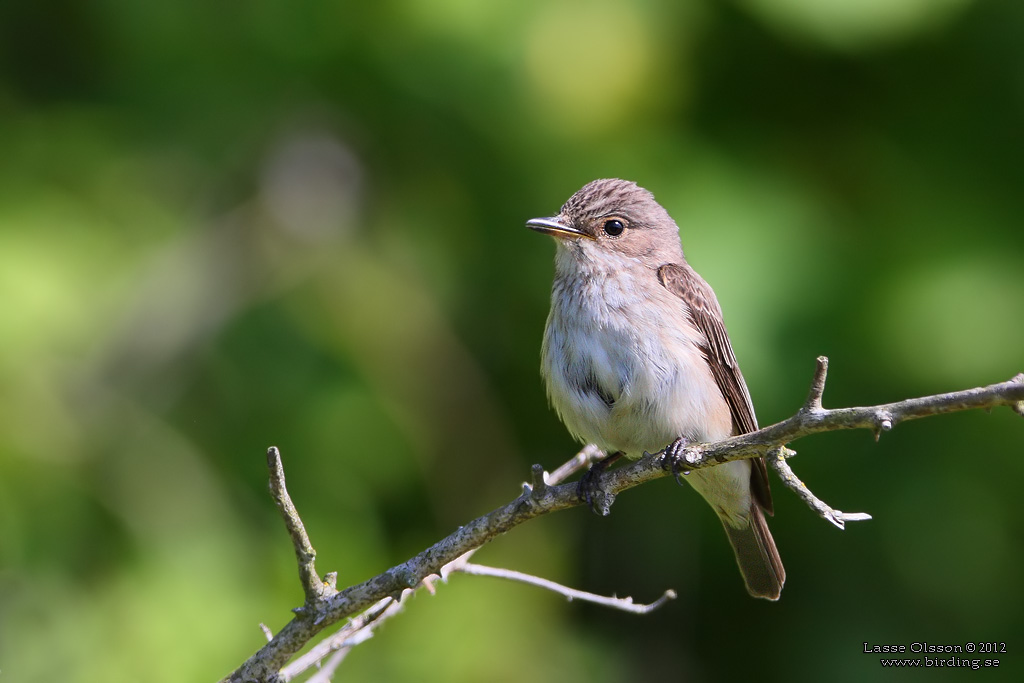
[259,623,274,642]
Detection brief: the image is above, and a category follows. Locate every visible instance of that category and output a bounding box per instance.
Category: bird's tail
[721,503,785,600]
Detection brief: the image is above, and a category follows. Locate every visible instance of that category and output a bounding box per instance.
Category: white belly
[541,277,732,456]
[540,254,752,527]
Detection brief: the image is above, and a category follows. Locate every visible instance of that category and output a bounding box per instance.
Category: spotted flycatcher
[527,178,784,600]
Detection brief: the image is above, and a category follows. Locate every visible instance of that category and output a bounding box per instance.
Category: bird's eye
[602,219,625,237]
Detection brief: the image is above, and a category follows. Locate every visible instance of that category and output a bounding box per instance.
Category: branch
[267,447,335,605]
[546,443,604,485]
[436,448,676,615]
[766,447,872,529]
[452,561,676,614]
[223,360,1023,682]
[278,596,404,682]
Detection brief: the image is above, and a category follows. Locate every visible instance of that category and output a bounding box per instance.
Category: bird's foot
[577,451,622,516]
[660,437,694,486]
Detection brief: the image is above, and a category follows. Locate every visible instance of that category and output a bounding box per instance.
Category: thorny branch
[223,359,1024,683]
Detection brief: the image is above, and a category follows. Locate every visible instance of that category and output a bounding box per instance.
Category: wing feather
[657,263,773,515]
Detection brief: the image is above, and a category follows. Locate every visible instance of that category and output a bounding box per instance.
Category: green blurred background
[1,0,1022,681]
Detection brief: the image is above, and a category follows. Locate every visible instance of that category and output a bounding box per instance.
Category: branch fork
[225,359,1024,682]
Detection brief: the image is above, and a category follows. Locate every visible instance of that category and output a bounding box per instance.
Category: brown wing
[657,262,774,516]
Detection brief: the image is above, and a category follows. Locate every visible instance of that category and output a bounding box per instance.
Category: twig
[802,356,829,412]
[455,443,674,613]
[223,361,1023,683]
[455,562,676,614]
[546,443,604,486]
[305,651,345,683]
[766,356,868,529]
[667,361,1024,469]
[766,447,871,529]
[278,597,403,682]
[267,447,335,605]
[273,444,617,681]
[440,445,604,584]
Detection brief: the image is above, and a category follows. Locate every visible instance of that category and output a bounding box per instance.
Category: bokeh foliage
[1,1,1022,681]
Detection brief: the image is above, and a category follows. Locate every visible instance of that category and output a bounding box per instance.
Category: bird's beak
[526,216,592,240]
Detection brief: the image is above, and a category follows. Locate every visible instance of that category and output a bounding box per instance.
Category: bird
[527,178,784,600]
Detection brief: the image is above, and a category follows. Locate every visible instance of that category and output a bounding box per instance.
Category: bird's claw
[660,437,692,486]
[576,452,620,516]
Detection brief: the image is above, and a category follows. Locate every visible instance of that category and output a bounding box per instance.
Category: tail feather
[722,503,785,600]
